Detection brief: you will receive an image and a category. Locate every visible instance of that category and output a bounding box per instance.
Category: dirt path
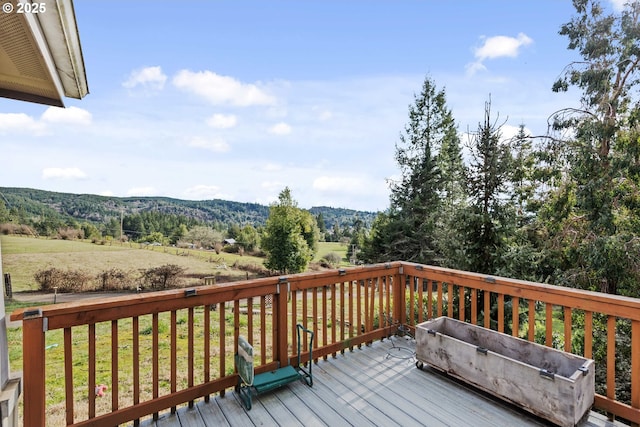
[11,291,133,304]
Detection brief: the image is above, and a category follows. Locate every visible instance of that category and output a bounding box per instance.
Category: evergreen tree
[458,100,513,275]
[365,76,455,264]
[435,120,468,268]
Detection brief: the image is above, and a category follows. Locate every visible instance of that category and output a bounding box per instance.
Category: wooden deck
[138,337,622,427]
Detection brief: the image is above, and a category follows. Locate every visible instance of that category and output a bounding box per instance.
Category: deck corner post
[22,314,46,426]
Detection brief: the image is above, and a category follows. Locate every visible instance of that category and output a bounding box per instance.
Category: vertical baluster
[322,286,328,359]
[204,306,210,403]
[497,294,504,333]
[312,287,318,351]
[428,280,434,320]
[470,288,477,325]
[417,276,424,324]
[260,296,267,365]
[545,303,553,347]
[483,291,491,329]
[378,276,384,329]
[111,320,119,413]
[247,297,253,344]
[188,306,194,408]
[291,289,298,353]
[527,300,535,342]
[132,316,139,426]
[302,289,308,341]
[348,281,354,341]
[341,281,346,351]
[152,313,159,420]
[607,316,616,405]
[409,277,416,326]
[386,276,392,324]
[234,300,240,345]
[564,307,572,353]
[331,283,337,357]
[219,302,225,397]
[362,280,368,335]
[458,285,465,322]
[437,282,443,317]
[447,283,453,319]
[170,310,177,413]
[512,297,520,338]
[356,281,362,342]
[369,279,375,338]
[584,311,593,358]
[64,327,73,426]
[88,323,96,420]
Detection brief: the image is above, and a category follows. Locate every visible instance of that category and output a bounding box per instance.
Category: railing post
[393,267,406,326]
[22,312,46,427]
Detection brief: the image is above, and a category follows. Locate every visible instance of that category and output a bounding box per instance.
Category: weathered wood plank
[195,399,230,427]
[133,340,627,427]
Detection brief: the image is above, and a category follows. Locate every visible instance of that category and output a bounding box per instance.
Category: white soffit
[0,0,88,107]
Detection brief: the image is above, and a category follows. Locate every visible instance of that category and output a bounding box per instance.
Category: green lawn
[0,235,265,292]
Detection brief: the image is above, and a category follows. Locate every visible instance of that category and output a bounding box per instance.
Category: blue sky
[0,1,625,212]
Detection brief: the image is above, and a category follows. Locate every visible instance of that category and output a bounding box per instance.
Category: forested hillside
[0,187,377,240]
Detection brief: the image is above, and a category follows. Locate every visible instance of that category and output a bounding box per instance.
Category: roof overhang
[0,0,88,107]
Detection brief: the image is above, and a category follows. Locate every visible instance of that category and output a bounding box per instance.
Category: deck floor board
[138,338,624,427]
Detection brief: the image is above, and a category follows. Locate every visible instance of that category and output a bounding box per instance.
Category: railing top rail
[9,262,404,329]
[402,263,640,320]
[11,260,640,326]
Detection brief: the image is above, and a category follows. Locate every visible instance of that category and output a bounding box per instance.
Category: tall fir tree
[364,76,457,264]
[458,100,513,275]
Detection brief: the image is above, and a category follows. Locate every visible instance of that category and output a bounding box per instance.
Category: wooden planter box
[415,317,594,427]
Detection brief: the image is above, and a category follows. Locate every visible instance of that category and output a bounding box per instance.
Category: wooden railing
[10,262,640,426]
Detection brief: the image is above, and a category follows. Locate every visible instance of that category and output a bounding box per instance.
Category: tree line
[348,0,640,403]
[357,0,640,302]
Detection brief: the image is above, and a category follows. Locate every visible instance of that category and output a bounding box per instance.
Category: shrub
[320,252,343,268]
[56,227,83,240]
[140,264,185,290]
[96,268,132,291]
[0,223,36,236]
[34,268,92,292]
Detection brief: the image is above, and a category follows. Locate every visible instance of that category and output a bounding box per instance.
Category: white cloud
[187,136,230,152]
[467,33,533,75]
[269,122,292,135]
[261,180,286,192]
[500,124,532,141]
[123,66,167,90]
[42,167,87,180]
[173,70,276,106]
[183,184,225,200]
[206,113,237,129]
[127,187,157,196]
[0,113,45,135]
[41,106,92,125]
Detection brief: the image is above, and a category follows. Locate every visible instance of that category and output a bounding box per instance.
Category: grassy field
[0,236,349,292]
[0,235,349,423]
